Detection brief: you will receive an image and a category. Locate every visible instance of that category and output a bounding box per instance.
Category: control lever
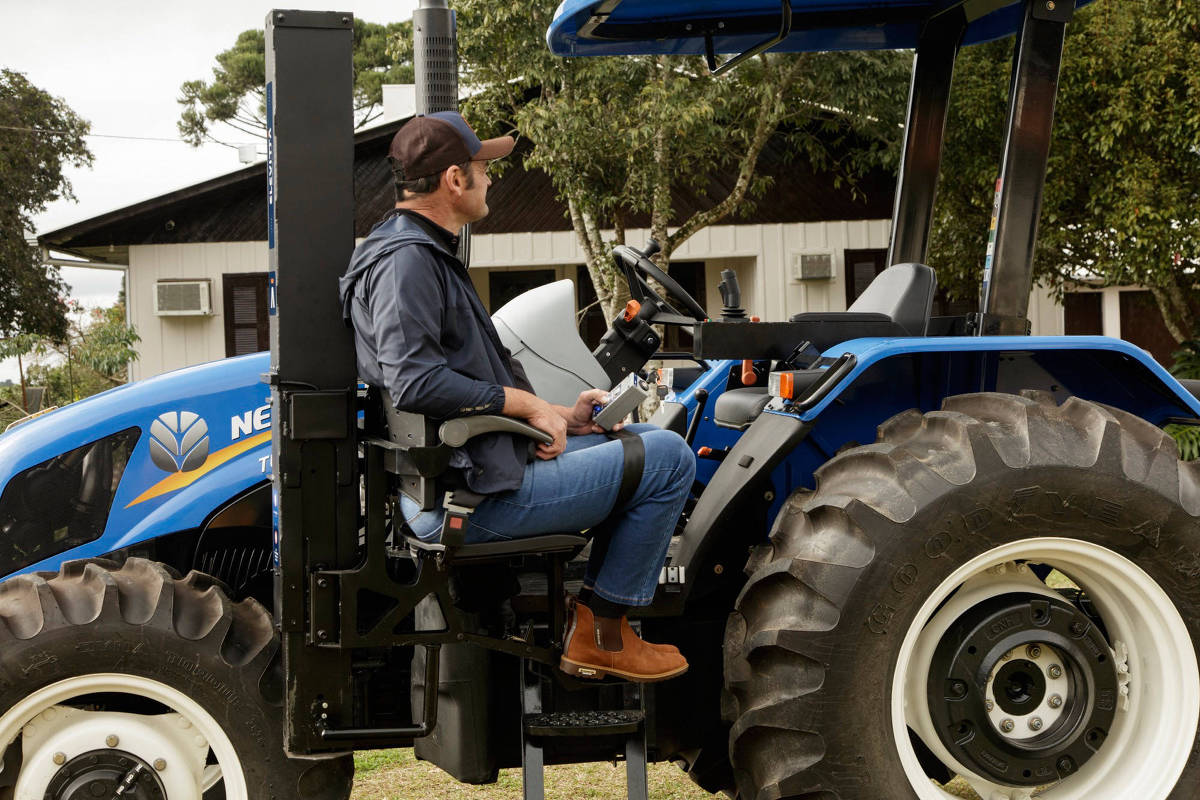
[718,269,747,320]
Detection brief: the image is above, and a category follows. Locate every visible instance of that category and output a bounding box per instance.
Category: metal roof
[547,0,1093,57]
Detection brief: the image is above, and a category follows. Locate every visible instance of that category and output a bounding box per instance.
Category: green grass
[351,749,715,799]
[351,749,981,799]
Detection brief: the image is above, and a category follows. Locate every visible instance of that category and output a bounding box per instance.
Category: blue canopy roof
[547,0,1091,57]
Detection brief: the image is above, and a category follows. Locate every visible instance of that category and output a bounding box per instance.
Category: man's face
[454,160,493,223]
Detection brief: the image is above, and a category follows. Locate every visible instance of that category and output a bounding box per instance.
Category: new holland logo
[149,411,210,473]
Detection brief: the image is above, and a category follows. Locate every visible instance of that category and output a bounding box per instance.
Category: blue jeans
[400,423,695,606]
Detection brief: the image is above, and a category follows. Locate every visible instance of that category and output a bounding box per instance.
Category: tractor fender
[789,335,1200,426]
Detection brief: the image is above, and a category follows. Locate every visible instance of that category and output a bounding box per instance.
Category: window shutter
[223,273,270,357]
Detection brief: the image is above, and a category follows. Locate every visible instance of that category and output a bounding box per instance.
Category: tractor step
[520,660,648,800]
[525,709,644,737]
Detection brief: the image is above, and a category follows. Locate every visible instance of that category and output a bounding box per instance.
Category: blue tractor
[0,1,1197,799]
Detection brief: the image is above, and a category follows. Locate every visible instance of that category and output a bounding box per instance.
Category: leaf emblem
[148,411,210,473]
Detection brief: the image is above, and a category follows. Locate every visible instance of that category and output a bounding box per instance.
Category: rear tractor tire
[0,558,353,800]
[725,392,1200,800]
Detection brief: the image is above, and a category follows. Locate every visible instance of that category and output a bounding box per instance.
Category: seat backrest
[847,262,937,335]
[492,280,611,405]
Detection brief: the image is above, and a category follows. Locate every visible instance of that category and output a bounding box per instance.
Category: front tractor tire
[725,393,1200,800]
[0,558,353,800]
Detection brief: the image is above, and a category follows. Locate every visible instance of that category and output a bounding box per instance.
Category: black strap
[607,429,645,515]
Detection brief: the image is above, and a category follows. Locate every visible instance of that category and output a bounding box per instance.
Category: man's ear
[443,165,466,197]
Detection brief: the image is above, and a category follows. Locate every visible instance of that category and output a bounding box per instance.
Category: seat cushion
[714,387,771,430]
[406,532,588,561]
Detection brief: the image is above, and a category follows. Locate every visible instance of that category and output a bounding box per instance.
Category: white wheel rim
[0,673,246,799]
[891,538,1199,800]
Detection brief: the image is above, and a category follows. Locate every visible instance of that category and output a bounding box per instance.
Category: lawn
[350,749,980,799]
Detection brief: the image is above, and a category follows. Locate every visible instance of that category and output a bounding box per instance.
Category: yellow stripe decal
[126,431,271,508]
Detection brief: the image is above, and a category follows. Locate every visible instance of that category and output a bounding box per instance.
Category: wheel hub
[985,644,1070,738]
[926,591,1118,786]
[15,705,212,799]
[47,749,167,800]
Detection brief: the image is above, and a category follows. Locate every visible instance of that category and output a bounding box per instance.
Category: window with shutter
[223,273,270,357]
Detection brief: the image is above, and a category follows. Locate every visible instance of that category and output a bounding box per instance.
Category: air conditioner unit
[791,252,834,281]
[154,280,212,316]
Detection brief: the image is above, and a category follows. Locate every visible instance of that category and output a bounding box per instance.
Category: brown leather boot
[565,596,679,655]
[560,601,688,683]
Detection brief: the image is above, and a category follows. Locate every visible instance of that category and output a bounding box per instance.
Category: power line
[0,124,260,147]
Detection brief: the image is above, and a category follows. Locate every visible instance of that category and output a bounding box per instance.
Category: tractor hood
[547,0,1095,57]
[0,353,272,575]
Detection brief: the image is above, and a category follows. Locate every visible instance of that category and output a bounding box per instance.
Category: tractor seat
[713,387,771,430]
[843,262,937,334]
[404,531,587,561]
[787,262,937,346]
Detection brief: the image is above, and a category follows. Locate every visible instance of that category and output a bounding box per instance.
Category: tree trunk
[569,196,628,323]
[1149,282,1196,345]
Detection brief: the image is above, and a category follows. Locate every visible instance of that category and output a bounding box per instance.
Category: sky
[1,0,420,383]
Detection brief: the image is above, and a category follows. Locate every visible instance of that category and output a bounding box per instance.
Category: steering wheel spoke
[612,242,708,323]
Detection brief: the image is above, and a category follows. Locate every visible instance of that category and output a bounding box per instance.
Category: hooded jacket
[338,211,531,495]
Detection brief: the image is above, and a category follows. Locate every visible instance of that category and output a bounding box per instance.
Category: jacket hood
[338,213,440,323]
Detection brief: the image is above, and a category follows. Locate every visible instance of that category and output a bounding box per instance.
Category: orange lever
[623,300,641,322]
[741,360,757,386]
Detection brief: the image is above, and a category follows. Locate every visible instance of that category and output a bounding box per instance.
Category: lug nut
[1048,664,1063,679]
[105,735,119,748]
[986,699,995,711]
[1049,694,1063,709]
[1026,644,1042,659]
[1029,717,1044,731]
[52,752,66,766]
[1000,719,1015,733]
[153,758,167,771]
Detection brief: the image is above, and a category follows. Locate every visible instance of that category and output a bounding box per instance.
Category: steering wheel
[611,240,708,323]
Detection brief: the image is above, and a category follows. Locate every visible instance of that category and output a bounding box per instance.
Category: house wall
[127,242,267,381]
[470,222,894,321]
[126,222,1064,379]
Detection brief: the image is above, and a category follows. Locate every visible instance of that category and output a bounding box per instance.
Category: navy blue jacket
[338,212,531,494]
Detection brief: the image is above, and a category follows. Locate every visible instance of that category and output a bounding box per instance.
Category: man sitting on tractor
[338,111,692,683]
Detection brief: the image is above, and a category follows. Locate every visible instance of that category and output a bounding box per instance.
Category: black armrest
[438,415,554,448]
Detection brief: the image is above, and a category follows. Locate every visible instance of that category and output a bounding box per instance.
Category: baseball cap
[388,111,515,181]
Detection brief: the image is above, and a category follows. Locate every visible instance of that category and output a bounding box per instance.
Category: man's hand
[503,387,567,459]
[562,388,620,435]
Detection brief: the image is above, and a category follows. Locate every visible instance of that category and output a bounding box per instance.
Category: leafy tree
[0,301,139,415]
[930,0,1200,341]
[443,3,909,320]
[0,70,92,341]
[178,19,414,146]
